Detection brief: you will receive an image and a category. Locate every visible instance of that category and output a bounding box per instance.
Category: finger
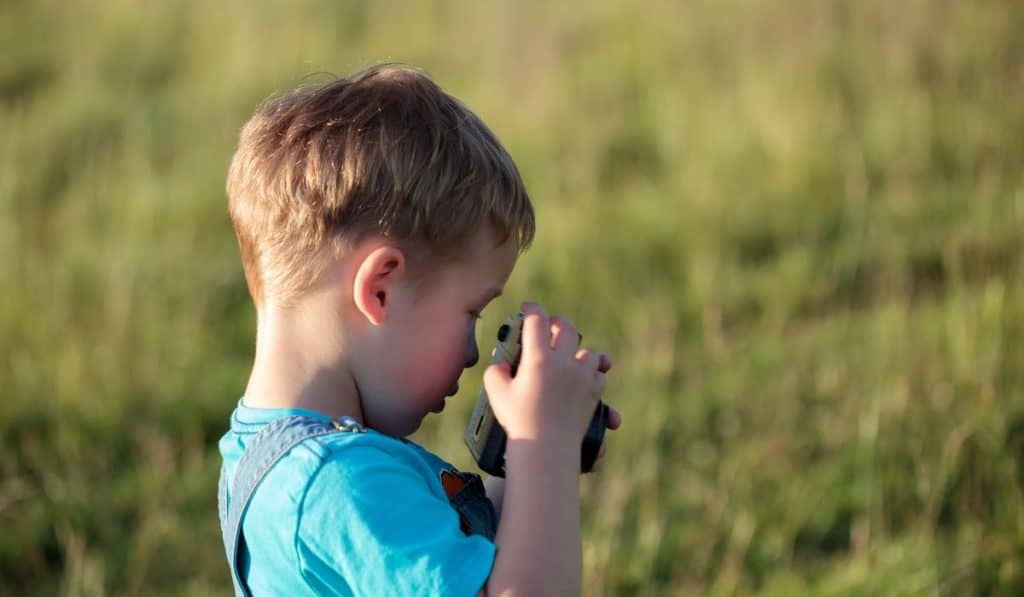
[576,348,601,373]
[483,361,512,395]
[598,353,613,373]
[550,315,580,355]
[592,371,607,400]
[519,302,550,361]
[605,405,622,430]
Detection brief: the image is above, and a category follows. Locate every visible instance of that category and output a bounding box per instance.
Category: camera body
[465,312,608,477]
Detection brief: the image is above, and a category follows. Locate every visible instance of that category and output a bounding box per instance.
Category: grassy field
[2,0,1023,594]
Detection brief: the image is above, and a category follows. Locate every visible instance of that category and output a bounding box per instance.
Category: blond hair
[226,64,534,307]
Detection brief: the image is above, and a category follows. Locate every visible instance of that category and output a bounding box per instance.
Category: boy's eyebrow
[479,287,503,303]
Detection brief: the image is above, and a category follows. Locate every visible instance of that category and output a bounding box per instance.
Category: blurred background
[2,0,1022,594]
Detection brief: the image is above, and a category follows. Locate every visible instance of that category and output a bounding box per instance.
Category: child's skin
[243,226,621,595]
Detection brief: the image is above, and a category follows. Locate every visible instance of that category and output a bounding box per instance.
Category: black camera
[464,312,608,477]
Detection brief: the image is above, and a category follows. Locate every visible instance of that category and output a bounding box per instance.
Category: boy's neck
[242,298,365,422]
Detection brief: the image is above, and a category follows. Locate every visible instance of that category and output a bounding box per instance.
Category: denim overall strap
[219,415,351,597]
[446,472,498,541]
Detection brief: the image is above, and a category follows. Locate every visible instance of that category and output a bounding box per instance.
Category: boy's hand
[483,302,610,450]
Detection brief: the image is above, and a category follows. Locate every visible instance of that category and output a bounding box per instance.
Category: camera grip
[464,313,608,477]
[581,402,609,473]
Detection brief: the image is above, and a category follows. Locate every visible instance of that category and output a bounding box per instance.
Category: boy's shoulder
[303,425,455,487]
[221,408,496,594]
[220,404,457,497]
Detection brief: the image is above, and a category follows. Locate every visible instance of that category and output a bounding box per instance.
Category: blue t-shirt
[218,400,496,595]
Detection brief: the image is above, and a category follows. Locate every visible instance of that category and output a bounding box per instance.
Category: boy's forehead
[464,241,516,284]
[451,236,516,292]
[468,228,517,268]
[479,238,517,282]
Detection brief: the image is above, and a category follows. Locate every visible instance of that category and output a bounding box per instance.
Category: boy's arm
[477,303,609,597]
[485,436,583,596]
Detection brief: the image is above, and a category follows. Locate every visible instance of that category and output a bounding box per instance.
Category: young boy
[217,64,620,596]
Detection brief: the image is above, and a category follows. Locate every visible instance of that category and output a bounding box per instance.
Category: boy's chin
[371,414,424,438]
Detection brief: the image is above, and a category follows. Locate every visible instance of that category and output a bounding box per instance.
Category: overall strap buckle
[332,416,366,433]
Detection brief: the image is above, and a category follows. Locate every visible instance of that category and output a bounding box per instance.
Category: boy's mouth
[431,385,458,413]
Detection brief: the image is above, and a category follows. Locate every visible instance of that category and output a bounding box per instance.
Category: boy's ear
[352,245,405,326]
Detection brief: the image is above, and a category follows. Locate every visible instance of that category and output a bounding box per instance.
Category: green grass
[2,0,1023,594]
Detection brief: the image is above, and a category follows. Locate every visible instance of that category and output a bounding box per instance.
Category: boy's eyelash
[470,310,483,320]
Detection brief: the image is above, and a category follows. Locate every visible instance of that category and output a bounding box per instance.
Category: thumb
[483,360,513,396]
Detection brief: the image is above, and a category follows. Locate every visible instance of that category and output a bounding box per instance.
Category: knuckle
[552,315,576,331]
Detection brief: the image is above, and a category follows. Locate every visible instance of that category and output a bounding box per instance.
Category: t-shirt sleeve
[294,443,495,596]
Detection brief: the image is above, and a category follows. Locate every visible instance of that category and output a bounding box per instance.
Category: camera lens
[497,324,510,342]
